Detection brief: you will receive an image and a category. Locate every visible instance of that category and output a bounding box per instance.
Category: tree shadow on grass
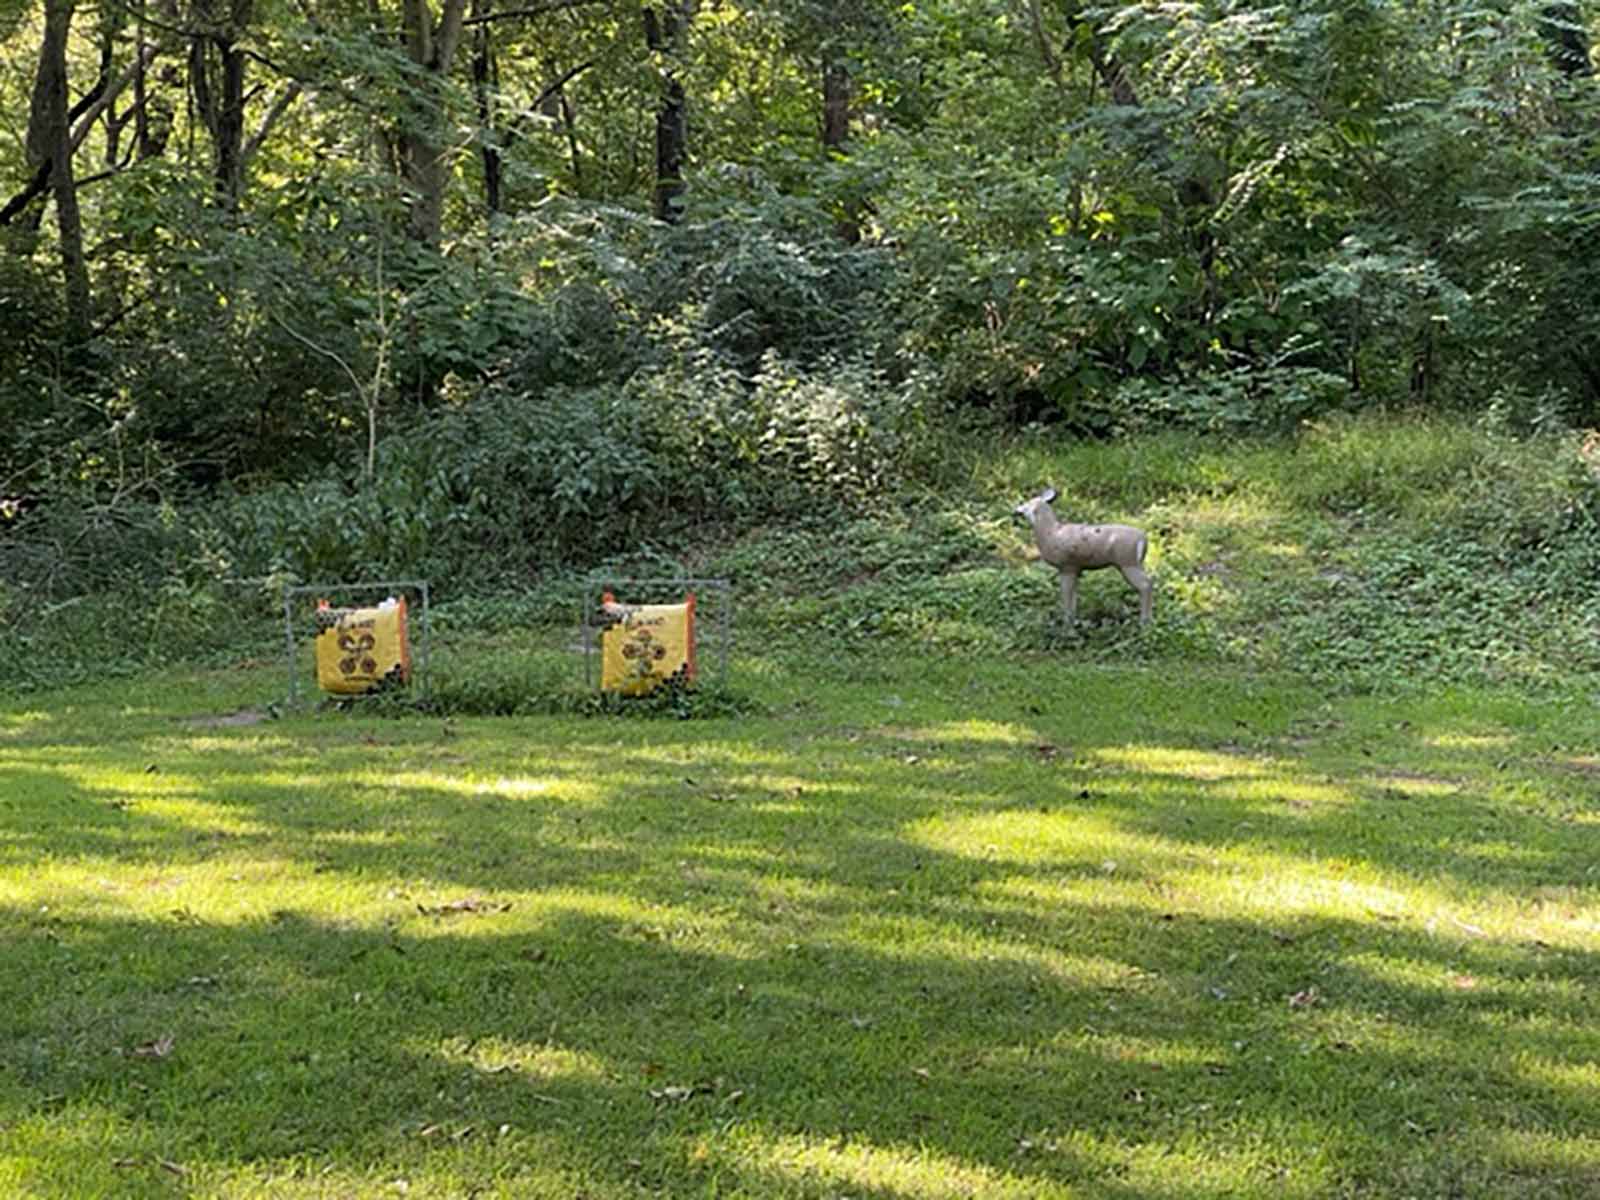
[2,864,1598,1196]
[5,666,1600,1195]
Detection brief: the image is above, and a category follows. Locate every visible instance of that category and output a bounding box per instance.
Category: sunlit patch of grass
[430,1035,613,1082]
[1426,731,1517,751]
[352,767,605,804]
[0,710,51,737]
[1509,1054,1600,1095]
[1485,1130,1600,1193]
[1372,771,1460,797]
[736,1132,1072,1199]
[908,809,1165,862]
[1217,868,1419,918]
[1091,743,1274,781]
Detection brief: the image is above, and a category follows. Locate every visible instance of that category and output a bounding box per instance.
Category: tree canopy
[2,0,1596,508]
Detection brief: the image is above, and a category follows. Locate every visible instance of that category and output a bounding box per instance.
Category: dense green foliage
[2,0,1598,684]
[4,0,1598,464]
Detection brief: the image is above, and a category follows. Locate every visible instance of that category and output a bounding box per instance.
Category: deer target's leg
[1058,569,1080,624]
[1119,564,1153,624]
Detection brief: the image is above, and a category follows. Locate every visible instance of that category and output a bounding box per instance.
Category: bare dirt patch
[185,708,272,728]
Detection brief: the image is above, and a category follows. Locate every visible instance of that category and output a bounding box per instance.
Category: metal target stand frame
[283,580,431,708]
[580,577,731,690]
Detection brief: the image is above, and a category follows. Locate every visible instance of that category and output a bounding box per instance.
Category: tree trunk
[561,92,583,192]
[644,2,690,223]
[822,58,862,242]
[28,0,92,342]
[822,59,850,149]
[186,0,255,206]
[398,0,467,245]
[190,30,249,206]
[471,0,502,216]
[135,30,161,159]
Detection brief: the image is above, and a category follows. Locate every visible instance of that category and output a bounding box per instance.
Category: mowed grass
[3,641,1599,1199]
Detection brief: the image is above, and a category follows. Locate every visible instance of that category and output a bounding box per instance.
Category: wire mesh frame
[580,577,732,691]
[282,580,431,708]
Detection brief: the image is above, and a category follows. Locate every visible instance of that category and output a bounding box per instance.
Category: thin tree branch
[461,0,608,26]
[70,44,163,156]
[90,291,155,338]
[241,81,303,167]
[74,166,131,188]
[531,58,594,111]
[0,160,52,226]
[270,311,367,400]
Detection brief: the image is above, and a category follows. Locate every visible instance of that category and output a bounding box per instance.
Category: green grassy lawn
[4,635,1599,1198]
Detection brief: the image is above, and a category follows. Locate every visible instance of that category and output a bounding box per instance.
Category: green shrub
[205,346,938,591]
[1097,362,1351,436]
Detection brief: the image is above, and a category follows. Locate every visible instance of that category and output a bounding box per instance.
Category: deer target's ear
[1040,486,1057,503]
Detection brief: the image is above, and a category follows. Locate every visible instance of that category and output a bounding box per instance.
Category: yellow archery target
[599,593,696,696]
[315,597,412,694]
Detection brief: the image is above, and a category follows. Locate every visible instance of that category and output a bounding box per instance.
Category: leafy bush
[1095,361,1350,436]
[637,346,939,503]
[645,214,895,371]
[204,344,938,591]
[490,196,897,397]
[0,257,68,481]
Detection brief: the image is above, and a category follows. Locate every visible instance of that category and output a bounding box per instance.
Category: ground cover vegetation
[3,0,1599,688]
[6,412,1600,701]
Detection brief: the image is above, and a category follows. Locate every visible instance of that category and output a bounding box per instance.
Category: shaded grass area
[3,648,1599,1197]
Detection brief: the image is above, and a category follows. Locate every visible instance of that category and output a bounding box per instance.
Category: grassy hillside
[4,411,1600,702]
[412,412,1600,710]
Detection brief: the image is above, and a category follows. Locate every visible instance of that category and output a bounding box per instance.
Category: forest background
[2,0,1599,691]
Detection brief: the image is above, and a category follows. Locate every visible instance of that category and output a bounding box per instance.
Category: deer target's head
[1013,486,1058,525]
